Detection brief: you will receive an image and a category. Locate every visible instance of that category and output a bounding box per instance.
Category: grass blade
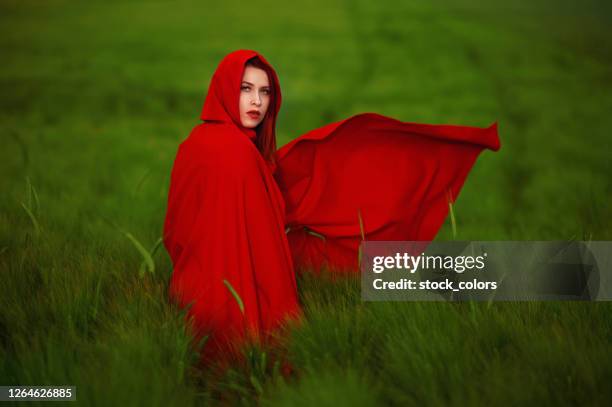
[91,272,104,320]
[102,216,158,277]
[358,208,365,268]
[357,208,365,241]
[447,189,457,239]
[27,176,40,213]
[250,374,264,395]
[149,236,163,256]
[20,177,41,235]
[20,202,40,235]
[223,279,245,314]
[121,230,155,276]
[305,227,326,241]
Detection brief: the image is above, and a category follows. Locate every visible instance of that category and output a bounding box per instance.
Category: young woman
[163,49,500,363]
[163,51,299,363]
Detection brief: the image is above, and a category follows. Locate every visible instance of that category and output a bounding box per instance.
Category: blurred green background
[1,0,611,405]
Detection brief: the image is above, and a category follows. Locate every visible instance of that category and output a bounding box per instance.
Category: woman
[163,49,500,362]
[163,50,300,363]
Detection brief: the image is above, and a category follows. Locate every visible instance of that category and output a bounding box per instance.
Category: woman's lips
[247,111,261,119]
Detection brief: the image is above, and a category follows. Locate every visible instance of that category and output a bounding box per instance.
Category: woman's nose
[251,94,262,106]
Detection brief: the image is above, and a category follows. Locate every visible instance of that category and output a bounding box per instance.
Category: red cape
[163,49,501,361]
[275,112,500,273]
[163,50,300,362]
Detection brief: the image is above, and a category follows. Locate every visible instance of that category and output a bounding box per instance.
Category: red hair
[245,57,277,164]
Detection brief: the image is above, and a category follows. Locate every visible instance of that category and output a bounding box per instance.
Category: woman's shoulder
[178,122,260,167]
[184,123,251,147]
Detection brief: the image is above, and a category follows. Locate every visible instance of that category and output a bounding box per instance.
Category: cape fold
[275,112,500,273]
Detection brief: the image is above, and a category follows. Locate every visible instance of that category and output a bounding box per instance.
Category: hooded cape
[163,50,300,362]
[163,49,501,360]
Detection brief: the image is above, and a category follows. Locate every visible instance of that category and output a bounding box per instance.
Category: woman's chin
[241,117,262,129]
[241,118,262,129]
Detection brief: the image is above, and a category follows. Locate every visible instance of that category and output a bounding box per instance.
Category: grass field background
[1,0,611,405]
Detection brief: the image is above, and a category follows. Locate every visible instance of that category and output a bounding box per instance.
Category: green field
[1,0,611,405]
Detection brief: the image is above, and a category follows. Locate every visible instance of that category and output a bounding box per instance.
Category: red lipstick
[247,110,261,119]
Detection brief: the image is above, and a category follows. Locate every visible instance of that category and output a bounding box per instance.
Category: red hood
[200,49,282,140]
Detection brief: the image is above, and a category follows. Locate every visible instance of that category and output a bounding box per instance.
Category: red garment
[275,113,500,273]
[163,49,501,361]
[163,50,300,362]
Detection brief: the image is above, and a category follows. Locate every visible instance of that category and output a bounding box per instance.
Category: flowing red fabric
[275,113,501,273]
[163,49,501,362]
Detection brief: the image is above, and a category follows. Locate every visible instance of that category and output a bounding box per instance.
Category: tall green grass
[1,0,611,405]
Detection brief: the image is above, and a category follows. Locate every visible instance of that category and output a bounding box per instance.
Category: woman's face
[239,66,271,128]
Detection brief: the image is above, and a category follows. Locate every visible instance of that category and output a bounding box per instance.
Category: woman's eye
[262,89,271,95]
[241,86,250,91]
